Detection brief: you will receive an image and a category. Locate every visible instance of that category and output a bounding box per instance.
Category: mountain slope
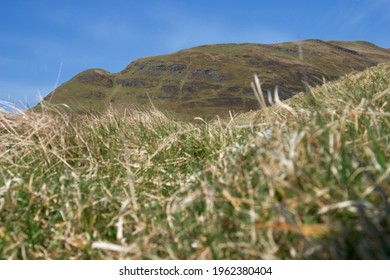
[40,40,390,119]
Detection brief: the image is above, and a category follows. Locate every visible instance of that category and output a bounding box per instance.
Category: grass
[0,63,389,259]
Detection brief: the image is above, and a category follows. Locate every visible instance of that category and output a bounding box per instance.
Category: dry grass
[0,64,389,259]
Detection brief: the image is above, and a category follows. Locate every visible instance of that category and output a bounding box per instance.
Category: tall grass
[0,64,389,259]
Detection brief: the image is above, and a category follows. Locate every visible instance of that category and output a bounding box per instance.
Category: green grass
[1,64,390,259]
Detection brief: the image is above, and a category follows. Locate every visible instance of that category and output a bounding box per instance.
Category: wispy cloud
[147,4,292,51]
[333,0,390,29]
[0,80,50,107]
[165,22,292,51]
[83,20,134,42]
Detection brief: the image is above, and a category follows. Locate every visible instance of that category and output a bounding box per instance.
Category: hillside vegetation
[39,40,390,119]
[1,64,389,259]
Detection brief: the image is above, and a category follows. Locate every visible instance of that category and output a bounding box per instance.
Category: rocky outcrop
[182,82,222,94]
[189,69,232,82]
[117,78,157,88]
[162,84,180,95]
[76,69,113,88]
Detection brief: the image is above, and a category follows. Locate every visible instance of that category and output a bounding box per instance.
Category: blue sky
[1,0,389,108]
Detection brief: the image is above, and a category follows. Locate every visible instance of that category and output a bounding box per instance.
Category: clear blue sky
[1,0,389,108]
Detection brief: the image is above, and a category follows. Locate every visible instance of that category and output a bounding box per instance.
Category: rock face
[76,70,114,88]
[40,40,390,119]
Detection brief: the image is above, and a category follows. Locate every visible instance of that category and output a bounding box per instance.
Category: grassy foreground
[0,64,389,259]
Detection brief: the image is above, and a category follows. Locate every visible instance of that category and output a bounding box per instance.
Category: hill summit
[40,40,390,119]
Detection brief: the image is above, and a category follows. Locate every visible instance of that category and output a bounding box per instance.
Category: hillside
[2,63,389,259]
[39,40,390,119]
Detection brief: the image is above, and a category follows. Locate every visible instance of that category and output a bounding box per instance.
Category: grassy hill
[1,63,389,259]
[39,40,390,119]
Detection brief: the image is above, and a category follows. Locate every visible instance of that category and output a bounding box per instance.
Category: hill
[39,40,390,119]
